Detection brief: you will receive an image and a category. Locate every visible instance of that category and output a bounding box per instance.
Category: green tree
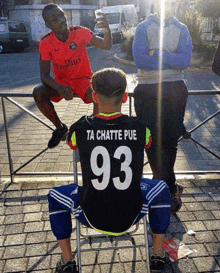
[196,0,220,35]
[196,0,220,19]
[176,0,205,51]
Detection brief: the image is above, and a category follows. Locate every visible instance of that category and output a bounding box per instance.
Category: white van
[94,5,138,43]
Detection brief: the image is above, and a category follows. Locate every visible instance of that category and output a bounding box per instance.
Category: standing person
[132,0,192,213]
[212,41,220,77]
[33,4,112,149]
[47,68,171,273]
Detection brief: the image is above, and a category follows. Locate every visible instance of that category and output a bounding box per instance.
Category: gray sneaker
[55,258,78,273]
[150,250,170,272]
[170,184,183,213]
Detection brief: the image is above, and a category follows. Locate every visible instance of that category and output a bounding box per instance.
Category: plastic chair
[73,149,150,273]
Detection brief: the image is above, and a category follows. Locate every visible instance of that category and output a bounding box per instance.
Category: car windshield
[105,13,120,24]
[8,22,26,33]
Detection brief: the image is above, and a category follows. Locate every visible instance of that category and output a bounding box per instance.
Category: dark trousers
[133,81,188,194]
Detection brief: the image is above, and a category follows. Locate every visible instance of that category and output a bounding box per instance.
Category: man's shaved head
[42,4,59,21]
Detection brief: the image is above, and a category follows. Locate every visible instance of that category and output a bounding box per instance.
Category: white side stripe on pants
[49,210,67,216]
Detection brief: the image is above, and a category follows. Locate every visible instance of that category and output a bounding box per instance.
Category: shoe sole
[151,266,168,273]
[61,131,68,141]
[151,261,171,272]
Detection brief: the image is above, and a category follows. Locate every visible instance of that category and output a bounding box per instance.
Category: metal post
[1,97,13,183]
[129,94,132,116]
[76,219,82,273]
[73,150,82,273]
[144,215,150,273]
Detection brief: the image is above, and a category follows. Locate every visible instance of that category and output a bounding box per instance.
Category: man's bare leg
[58,238,73,263]
[152,234,165,256]
[33,83,63,130]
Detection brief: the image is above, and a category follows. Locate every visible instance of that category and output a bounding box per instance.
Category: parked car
[0,18,29,53]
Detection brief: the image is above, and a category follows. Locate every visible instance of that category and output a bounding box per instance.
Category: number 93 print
[90,146,132,191]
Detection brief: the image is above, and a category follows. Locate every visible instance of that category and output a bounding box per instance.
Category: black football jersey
[68,114,150,233]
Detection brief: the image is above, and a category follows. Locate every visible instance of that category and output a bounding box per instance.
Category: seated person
[47,68,171,273]
[33,4,112,149]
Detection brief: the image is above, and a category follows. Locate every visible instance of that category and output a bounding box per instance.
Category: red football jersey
[39,26,93,81]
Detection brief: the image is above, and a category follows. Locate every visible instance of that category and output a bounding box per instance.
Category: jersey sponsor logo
[55,57,81,69]
[69,42,77,51]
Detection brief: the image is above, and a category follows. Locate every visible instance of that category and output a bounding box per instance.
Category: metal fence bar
[0,92,33,97]
[180,109,220,140]
[1,97,14,183]
[189,137,220,160]
[1,90,220,182]
[13,170,220,176]
[12,147,48,175]
[5,97,54,131]
[128,90,220,116]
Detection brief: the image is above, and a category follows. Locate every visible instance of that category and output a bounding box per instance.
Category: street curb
[113,53,135,66]
[113,53,212,70]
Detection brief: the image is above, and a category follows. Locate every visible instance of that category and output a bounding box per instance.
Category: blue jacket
[132,14,192,83]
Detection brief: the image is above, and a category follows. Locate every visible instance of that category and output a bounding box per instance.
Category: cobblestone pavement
[0,45,220,272]
[0,176,220,273]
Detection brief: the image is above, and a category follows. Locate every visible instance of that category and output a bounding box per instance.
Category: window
[8,22,27,33]
[105,13,120,24]
[0,23,6,32]
[41,0,71,4]
[80,9,95,30]
[80,0,97,5]
[14,0,30,4]
[121,13,125,24]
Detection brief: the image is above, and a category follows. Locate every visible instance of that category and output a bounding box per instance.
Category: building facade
[0,0,153,43]
[1,0,101,43]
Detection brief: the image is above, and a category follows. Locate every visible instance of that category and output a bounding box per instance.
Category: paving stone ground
[0,176,220,273]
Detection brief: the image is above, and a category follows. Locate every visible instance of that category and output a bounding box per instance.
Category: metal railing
[1,90,220,184]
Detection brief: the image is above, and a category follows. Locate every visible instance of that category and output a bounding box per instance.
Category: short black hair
[42,4,58,21]
[92,68,127,102]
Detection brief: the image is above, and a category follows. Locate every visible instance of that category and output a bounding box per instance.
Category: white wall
[9,5,49,43]
[9,4,98,43]
[71,9,81,25]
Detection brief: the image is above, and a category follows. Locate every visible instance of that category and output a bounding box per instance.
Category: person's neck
[158,14,173,22]
[98,105,121,115]
[55,31,68,42]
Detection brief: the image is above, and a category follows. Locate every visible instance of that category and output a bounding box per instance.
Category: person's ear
[45,22,51,29]
[92,92,98,103]
[122,93,128,103]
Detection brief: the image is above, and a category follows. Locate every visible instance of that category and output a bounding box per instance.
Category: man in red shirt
[33,4,112,148]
